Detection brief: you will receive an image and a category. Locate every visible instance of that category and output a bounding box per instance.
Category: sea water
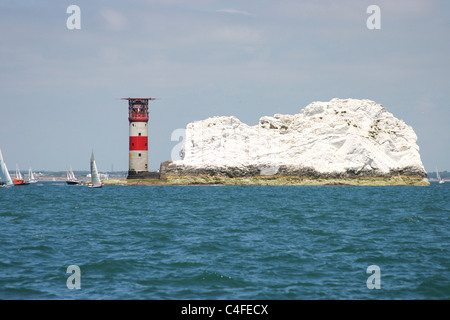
[0,182,448,299]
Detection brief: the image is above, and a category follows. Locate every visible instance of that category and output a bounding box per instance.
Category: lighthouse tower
[122,98,158,179]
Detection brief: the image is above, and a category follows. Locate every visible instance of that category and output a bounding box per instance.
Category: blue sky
[0,0,449,172]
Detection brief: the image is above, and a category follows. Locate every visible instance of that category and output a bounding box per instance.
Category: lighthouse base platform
[127,170,160,180]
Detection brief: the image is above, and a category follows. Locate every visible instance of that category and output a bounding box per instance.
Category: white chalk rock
[170,98,426,177]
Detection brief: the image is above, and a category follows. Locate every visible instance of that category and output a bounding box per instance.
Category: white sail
[67,166,77,181]
[16,164,23,180]
[90,152,102,187]
[28,166,37,183]
[70,166,77,180]
[436,167,444,184]
[0,148,13,185]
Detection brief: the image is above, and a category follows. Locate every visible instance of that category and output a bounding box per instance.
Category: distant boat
[436,167,445,184]
[14,164,29,185]
[27,166,38,183]
[66,166,81,185]
[87,152,103,188]
[0,148,13,187]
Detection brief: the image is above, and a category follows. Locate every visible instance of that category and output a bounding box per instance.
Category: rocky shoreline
[104,174,430,186]
[160,161,427,179]
[148,160,429,186]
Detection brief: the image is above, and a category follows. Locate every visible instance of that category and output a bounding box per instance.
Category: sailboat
[0,148,13,187]
[436,167,445,184]
[66,166,81,185]
[87,152,103,188]
[14,164,29,185]
[27,166,38,183]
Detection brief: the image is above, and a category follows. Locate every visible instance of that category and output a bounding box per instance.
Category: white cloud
[100,8,127,30]
[215,9,254,16]
[261,0,436,22]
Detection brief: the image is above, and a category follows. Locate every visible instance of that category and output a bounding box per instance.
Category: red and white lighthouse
[122,98,158,178]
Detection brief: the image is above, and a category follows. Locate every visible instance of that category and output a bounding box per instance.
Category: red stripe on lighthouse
[129,136,148,150]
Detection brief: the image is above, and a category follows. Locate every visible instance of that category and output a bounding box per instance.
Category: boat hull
[66,180,81,185]
[87,183,103,188]
[14,179,29,185]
